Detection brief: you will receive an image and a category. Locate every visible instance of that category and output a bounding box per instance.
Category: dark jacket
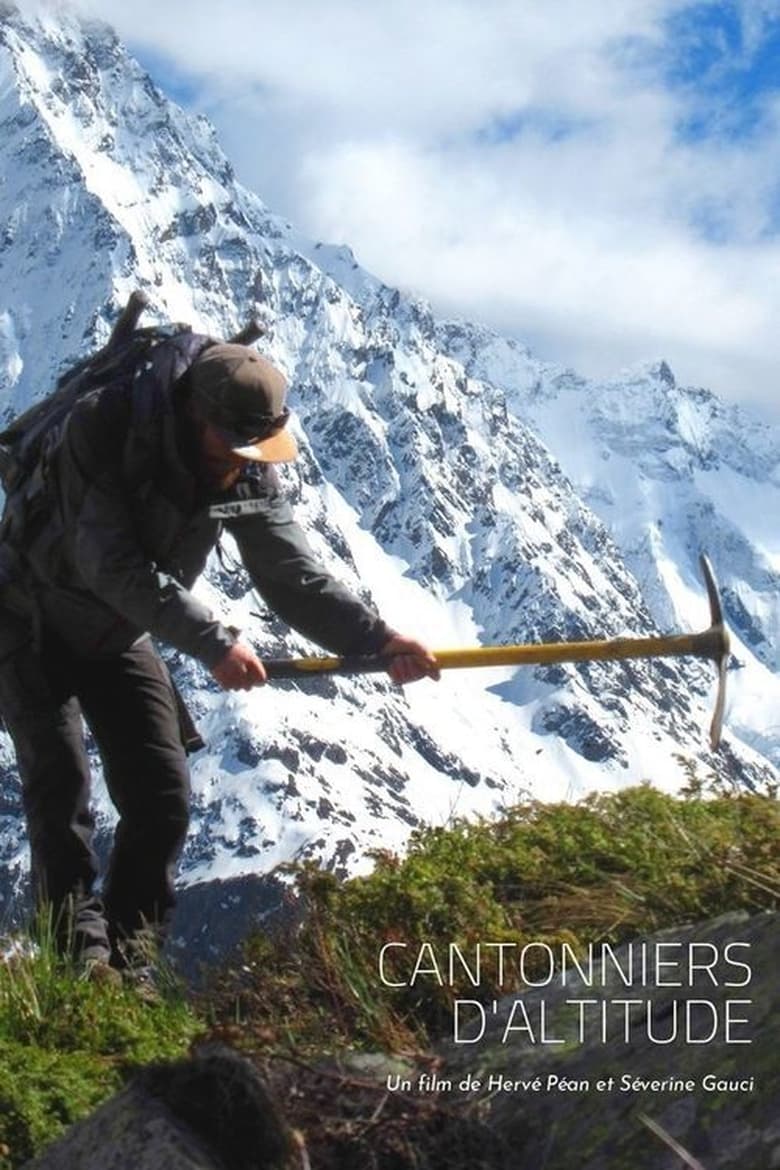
[3,335,391,665]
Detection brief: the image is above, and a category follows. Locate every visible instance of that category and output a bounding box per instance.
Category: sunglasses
[211,406,290,447]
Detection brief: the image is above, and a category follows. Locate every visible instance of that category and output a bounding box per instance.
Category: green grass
[1,785,778,1167]
[0,935,202,1168]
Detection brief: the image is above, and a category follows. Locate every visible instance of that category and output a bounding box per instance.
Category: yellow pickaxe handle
[262,555,731,750]
[264,630,719,675]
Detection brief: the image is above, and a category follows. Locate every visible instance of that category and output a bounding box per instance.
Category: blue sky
[664,3,780,142]
[64,0,780,417]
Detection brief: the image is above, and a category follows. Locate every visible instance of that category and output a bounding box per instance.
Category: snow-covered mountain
[0,5,777,940]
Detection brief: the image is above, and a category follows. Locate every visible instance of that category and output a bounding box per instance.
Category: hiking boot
[122,963,162,1004]
[112,926,161,971]
[111,926,180,1003]
[78,945,123,988]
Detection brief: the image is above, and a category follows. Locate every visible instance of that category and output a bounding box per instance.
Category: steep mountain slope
[0,6,775,929]
[436,324,780,771]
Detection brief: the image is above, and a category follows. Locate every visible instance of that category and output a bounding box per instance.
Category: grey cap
[189,343,297,463]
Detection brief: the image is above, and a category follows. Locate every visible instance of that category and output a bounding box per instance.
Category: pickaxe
[263,555,731,751]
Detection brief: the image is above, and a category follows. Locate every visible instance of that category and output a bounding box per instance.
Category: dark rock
[21,1045,296,1170]
[439,912,779,1170]
[169,872,292,981]
[536,703,622,763]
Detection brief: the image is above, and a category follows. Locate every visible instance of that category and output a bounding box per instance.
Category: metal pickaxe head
[694,554,731,751]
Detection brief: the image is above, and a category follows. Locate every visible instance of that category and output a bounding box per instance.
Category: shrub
[202,787,779,1055]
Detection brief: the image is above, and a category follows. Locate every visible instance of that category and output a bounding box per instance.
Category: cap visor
[231,427,298,463]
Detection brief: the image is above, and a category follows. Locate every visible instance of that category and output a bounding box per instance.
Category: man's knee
[116,775,191,854]
[156,786,191,849]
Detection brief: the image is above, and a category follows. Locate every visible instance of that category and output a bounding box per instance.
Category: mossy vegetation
[203,784,779,1056]
[0,936,201,1167]
[0,785,777,1167]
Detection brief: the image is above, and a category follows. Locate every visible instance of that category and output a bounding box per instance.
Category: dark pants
[0,613,190,961]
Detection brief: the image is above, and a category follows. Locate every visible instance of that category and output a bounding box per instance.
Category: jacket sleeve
[224,470,393,656]
[57,392,235,668]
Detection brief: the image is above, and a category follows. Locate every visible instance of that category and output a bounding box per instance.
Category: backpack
[0,291,167,493]
[0,292,263,544]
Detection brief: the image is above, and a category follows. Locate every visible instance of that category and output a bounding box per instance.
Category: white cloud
[300,133,779,393]
[28,0,780,417]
